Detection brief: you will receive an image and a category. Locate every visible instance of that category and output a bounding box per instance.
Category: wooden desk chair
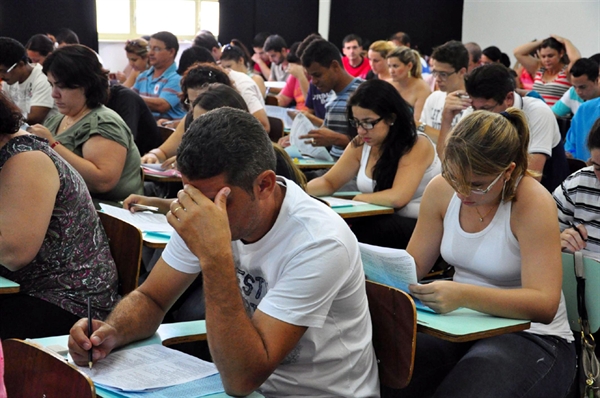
[265,94,278,106]
[3,339,96,397]
[366,280,417,390]
[561,252,600,334]
[158,125,175,143]
[267,116,284,143]
[97,211,143,296]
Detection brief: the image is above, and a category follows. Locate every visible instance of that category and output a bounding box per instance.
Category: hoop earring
[501,180,507,202]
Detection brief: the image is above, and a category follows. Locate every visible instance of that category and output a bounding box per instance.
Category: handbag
[575,251,600,398]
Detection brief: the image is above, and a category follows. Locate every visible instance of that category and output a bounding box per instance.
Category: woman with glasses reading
[397,108,576,397]
[307,79,440,248]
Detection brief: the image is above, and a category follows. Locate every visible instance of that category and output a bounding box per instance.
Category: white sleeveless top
[356,133,441,218]
[441,194,574,341]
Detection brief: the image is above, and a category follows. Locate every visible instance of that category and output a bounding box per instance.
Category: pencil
[569,221,586,241]
[87,296,93,369]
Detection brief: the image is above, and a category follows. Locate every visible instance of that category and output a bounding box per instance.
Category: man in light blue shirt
[132,31,186,121]
[552,57,600,117]
[565,96,600,161]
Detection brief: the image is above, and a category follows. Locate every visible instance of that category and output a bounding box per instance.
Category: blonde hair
[369,40,395,59]
[272,143,307,190]
[387,46,422,79]
[124,38,149,57]
[442,108,532,202]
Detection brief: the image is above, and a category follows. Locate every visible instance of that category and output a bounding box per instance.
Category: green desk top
[0,275,19,293]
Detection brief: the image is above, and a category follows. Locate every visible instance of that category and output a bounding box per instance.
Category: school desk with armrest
[561,252,600,334]
[32,321,265,398]
[0,275,19,294]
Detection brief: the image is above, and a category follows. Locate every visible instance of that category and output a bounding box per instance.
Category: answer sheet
[79,344,218,391]
[100,203,174,233]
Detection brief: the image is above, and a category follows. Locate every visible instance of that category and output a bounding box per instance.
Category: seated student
[28,45,143,205]
[251,32,272,80]
[307,79,440,249]
[121,38,150,88]
[480,45,510,67]
[264,34,290,82]
[293,33,328,127]
[552,57,600,118]
[276,43,309,111]
[397,109,576,398]
[25,34,55,66]
[554,118,600,252]
[341,34,371,79]
[0,37,58,125]
[0,92,119,340]
[69,107,379,397]
[366,40,395,81]
[220,40,267,98]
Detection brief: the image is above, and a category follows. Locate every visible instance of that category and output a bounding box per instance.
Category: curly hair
[0,92,24,135]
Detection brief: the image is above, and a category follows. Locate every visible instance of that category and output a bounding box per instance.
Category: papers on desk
[265,81,287,90]
[79,344,218,392]
[289,113,333,161]
[359,242,434,312]
[320,196,370,209]
[99,204,173,235]
[265,105,295,130]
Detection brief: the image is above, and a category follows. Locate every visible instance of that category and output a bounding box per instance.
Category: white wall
[462,0,600,65]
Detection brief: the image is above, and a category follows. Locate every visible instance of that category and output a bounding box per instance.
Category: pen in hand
[87,296,93,369]
[569,221,586,242]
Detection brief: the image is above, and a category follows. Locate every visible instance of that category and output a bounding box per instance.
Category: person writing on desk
[394,109,576,398]
[0,92,119,339]
[68,107,379,397]
[307,79,440,249]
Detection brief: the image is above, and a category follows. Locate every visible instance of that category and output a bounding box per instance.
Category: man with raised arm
[68,108,379,397]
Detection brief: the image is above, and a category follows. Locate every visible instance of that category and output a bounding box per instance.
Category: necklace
[475,204,498,222]
[61,108,91,132]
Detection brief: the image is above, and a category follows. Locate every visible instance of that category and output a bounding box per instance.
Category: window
[96,0,219,40]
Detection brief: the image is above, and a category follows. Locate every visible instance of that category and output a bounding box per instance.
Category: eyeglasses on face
[149,46,167,53]
[349,117,384,130]
[431,70,456,81]
[445,170,505,195]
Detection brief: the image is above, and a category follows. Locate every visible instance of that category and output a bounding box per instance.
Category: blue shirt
[323,78,363,159]
[132,63,186,120]
[565,96,600,161]
[551,86,583,117]
[305,84,329,120]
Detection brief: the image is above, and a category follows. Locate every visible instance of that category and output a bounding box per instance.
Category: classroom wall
[462,0,600,66]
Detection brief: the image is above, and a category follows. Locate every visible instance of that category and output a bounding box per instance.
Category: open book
[359,242,434,312]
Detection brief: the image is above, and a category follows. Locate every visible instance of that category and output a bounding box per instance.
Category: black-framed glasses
[349,117,384,130]
[431,70,456,81]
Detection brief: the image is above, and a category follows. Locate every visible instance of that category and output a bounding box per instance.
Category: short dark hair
[389,32,410,47]
[589,53,600,66]
[296,33,322,59]
[301,39,342,69]
[0,37,27,68]
[482,46,510,68]
[180,63,231,104]
[177,107,276,195]
[263,35,287,53]
[342,34,362,47]
[25,34,55,57]
[193,31,220,51]
[0,92,23,135]
[252,32,271,48]
[42,44,108,108]
[152,31,179,54]
[192,83,248,113]
[464,42,482,64]
[177,46,215,75]
[465,63,515,103]
[431,40,469,72]
[587,117,600,151]
[570,58,599,82]
[55,28,79,45]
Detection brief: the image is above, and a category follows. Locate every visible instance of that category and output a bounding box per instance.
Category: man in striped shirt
[132,31,186,121]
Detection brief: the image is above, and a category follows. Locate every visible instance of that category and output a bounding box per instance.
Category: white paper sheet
[289,113,334,161]
[99,204,174,233]
[320,196,370,208]
[79,344,218,392]
[265,105,295,130]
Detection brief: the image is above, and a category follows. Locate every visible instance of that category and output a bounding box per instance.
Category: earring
[501,180,507,202]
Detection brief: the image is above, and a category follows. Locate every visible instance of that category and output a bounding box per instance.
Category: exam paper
[320,196,371,208]
[265,105,295,130]
[289,113,334,161]
[79,344,218,392]
[96,374,225,397]
[99,204,174,233]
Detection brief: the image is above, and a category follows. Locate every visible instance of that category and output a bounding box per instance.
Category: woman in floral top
[0,92,119,339]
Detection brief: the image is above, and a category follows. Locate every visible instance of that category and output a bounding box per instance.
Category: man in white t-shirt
[418,40,469,145]
[0,37,57,124]
[68,108,379,397]
[441,63,566,192]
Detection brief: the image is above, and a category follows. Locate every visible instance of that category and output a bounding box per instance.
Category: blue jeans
[388,331,576,398]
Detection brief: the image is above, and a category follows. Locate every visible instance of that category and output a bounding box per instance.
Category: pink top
[281,74,307,111]
[0,340,6,398]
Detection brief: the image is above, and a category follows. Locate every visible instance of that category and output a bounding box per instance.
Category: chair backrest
[3,339,96,397]
[265,94,279,106]
[561,252,600,333]
[366,280,417,389]
[267,116,284,143]
[158,125,175,143]
[97,211,143,296]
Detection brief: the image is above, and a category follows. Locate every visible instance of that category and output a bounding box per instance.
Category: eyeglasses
[149,46,167,53]
[445,170,504,195]
[5,62,17,73]
[431,70,456,81]
[349,117,384,130]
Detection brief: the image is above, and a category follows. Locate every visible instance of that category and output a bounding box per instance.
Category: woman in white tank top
[307,79,440,248]
[394,109,576,398]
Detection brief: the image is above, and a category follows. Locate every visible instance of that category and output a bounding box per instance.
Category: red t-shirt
[342,56,371,79]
